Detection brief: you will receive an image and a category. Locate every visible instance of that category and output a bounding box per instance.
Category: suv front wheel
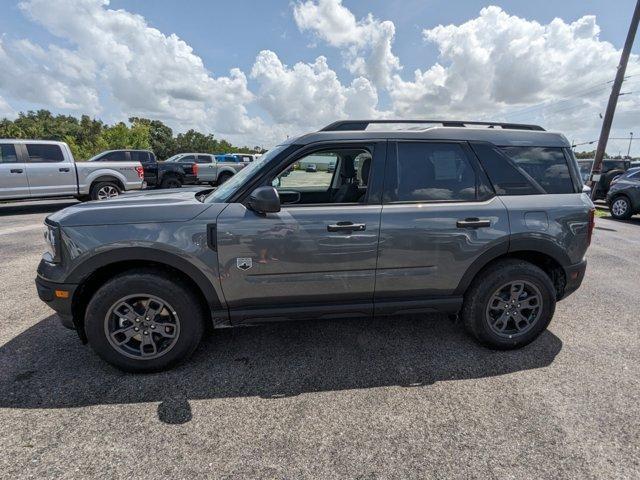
[84,270,205,372]
[461,259,556,350]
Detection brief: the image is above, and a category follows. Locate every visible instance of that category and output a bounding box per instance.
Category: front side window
[501,147,575,194]
[270,148,372,205]
[25,144,64,163]
[387,142,479,202]
[0,144,18,163]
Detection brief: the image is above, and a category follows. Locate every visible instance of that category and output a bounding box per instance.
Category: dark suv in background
[89,149,198,188]
[37,120,594,372]
[606,167,640,219]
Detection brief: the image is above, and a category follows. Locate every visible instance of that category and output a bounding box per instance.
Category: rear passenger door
[23,143,76,197]
[0,143,29,199]
[374,141,510,307]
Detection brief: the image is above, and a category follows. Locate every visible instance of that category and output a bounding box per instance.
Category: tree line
[0,110,264,160]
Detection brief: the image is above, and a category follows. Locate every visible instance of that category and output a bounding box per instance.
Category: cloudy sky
[1,0,640,154]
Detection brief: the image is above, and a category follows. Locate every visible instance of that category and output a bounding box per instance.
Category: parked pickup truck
[0,140,144,201]
[164,153,245,185]
[89,149,198,189]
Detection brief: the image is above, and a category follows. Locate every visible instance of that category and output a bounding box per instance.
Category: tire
[610,195,633,220]
[84,270,205,372]
[90,181,121,201]
[160,176,182,189]
[461,259,556,350]
[216,172,232,185]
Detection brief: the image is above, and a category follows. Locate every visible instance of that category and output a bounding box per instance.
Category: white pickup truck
[0,140,145,201]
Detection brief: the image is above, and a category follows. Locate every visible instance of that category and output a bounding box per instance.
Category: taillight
[587,208,595,246]
[135,165,144,179]
[193,163,199,176]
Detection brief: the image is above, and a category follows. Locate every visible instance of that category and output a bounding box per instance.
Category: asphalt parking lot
[0,200,638,479]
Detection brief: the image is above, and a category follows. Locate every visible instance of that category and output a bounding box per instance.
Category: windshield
[206,145,290,203]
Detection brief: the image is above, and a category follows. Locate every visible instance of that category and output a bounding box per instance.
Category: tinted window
[130,151,149,163]
[94,151,128,162]
[389,142,478,202]
[196,155,212,163]
[471,143,540,195]
[25,144,64,163]
[501,147,575,194]
[179,155,196,163]
[0,144,18,163]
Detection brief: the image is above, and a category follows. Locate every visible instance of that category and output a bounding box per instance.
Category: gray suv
[36,120,594,372]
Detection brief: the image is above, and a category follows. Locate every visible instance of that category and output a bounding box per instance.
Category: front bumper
[561,259,587,299]
[35,275,78,330]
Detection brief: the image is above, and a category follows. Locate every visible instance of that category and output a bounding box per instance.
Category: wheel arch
[90,175,125,191]
[69,247,222,341]
[455,239,571,300]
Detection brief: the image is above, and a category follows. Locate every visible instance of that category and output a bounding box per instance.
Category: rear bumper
[35,276,78,330]
[561,259,587,300]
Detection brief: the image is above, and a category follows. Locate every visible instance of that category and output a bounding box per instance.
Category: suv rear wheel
[84,271,205,372]
[610,196,633,220]
[461,259,556,350]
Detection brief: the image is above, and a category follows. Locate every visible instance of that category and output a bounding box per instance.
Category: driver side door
[215,141,386,324]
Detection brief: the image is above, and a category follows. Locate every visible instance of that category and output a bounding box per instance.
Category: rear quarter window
[501,147,575,194]
[471,143,577,195]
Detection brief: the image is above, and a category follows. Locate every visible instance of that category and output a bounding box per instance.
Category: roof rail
[320,120,545,132]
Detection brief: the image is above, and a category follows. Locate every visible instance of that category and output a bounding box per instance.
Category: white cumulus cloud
[293,0,401,89]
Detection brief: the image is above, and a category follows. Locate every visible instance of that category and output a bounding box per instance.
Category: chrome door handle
[10,168,23,174]
[456,218,491,229]
[327,222,366,232]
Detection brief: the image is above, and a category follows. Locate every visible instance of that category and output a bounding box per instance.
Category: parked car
[577,158,630,199]
[0,140,144,201]
[327,162,336,173]
[233,153,258,163]
[305,163,317,172]
[165,153,245,185]
[90,149,197,189]
[606,167,640,219]
[36,119,593,372]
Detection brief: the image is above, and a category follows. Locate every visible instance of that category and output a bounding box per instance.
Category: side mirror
[247,186,280,214]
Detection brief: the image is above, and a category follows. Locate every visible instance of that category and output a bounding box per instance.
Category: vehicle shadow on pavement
[0,313,562,421]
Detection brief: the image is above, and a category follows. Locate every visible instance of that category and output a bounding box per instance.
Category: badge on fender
[236,258,253,271]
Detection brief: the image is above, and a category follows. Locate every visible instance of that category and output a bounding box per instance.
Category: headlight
[43,223,61,263]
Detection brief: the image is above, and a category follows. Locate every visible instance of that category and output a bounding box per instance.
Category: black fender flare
[67,246,221,309]
[453,236,572,296]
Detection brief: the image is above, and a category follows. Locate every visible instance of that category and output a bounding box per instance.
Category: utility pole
[590,0,640,199]
[627,132,634,157]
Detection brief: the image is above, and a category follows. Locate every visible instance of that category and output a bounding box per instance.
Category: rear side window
[386,142,481,202]
[130,151,149,163]
[25,144,64,163]
[196,155,212,163]
[179,155,196,163]
[0,144,18,163]
[96,151,128,162]
[501,147,575,194]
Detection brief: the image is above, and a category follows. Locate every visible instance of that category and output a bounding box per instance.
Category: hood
[48,189,219,227]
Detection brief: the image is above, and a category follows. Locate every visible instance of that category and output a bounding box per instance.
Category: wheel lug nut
[143,330,149,335]
[150,325,156,329]
[134,327,139,332]
[135,318,140,323]
[145,317,150,321]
